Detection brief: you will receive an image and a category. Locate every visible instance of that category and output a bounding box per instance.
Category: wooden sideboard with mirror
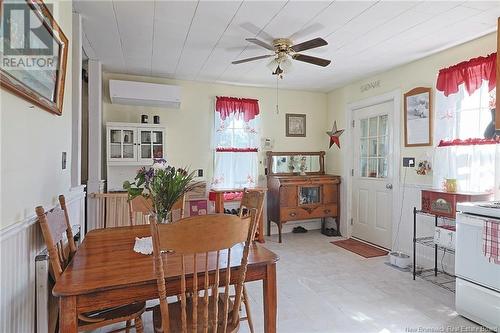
[266,151,341,243]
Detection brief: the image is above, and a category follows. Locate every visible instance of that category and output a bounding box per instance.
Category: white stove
[455,201,500,331]
[457,201,500,219]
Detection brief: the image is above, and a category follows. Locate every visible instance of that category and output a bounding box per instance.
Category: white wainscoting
[0,186,85,333]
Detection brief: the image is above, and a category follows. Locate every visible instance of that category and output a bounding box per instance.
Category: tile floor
[96,230,482,333]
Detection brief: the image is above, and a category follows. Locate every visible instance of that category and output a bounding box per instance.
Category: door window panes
[358,115,390,178]
[360,158,368,177]
[360,119,368,137]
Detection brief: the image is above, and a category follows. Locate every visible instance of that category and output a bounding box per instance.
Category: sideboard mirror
[266,151,325,176]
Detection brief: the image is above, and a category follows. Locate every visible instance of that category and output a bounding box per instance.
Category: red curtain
[436,53,496,97]
[215,96,260,122]
[437,138,500,147]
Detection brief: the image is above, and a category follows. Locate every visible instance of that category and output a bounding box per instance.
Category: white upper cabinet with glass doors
[106,122,166,165]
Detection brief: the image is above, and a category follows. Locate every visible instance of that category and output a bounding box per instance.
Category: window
[435,84,496,143]
[212,97,260,189]
[433,82,499,195]
[359,114,389,178]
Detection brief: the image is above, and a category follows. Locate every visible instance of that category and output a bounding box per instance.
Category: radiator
[35,225,80,333]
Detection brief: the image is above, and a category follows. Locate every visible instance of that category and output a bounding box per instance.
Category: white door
[352,101,394,249]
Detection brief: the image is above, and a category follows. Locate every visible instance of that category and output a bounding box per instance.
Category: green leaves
[123,162,202,223]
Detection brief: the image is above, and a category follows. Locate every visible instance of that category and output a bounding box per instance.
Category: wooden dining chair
[36,195,146,333]
[235,189,265,333]
[128,196,154,225]
[129,194,185,225]
[149,214,256,333]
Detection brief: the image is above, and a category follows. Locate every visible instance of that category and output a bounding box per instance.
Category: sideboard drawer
[280,204,338,221]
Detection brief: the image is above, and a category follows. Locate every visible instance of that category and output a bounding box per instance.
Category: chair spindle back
[238,189,265,242]
[129,194,185,225]
[150,214,255,333]
[36,195,77,281]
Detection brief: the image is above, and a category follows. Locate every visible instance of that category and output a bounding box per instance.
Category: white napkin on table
[133,236,153,255]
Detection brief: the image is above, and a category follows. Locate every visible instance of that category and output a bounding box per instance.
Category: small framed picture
[286,113,306,137]
[404,87,432,147]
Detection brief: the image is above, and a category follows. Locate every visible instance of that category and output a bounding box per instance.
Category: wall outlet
[62,152,67,170]
[402,157,415,168]
[197,169,203,177]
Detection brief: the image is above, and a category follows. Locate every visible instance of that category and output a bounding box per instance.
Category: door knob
[386,183,393,190]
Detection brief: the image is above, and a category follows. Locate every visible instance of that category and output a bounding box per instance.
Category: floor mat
[331,238,388,258]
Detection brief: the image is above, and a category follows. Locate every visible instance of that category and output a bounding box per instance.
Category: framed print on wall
[286,113,306,137]
[404,87,432,146]
[0,0,69,115]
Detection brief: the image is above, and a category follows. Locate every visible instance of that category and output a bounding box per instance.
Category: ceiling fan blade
[232,54,273,65]
[290,37,328,52]
[292,54,331,67]
[245,38,275,51]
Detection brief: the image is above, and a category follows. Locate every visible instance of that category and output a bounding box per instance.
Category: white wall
[102,72,329,186]
[0,1,86,331]
[326,33,497,262]
[0,1,75,230]
[326,32,497,184]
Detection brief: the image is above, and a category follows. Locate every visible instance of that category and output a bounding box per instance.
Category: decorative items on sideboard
[266,151,340,243]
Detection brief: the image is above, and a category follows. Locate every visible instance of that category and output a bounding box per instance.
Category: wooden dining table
[53,224,279,333]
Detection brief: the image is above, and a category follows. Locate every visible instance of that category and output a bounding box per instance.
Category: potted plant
[123,159,201,223]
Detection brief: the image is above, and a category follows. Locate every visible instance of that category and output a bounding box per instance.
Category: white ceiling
[74,0,500,92]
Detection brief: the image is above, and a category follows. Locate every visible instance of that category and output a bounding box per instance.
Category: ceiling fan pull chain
[276,75,279,114]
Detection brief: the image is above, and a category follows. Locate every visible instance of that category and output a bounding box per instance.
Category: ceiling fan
[232,37,331,75]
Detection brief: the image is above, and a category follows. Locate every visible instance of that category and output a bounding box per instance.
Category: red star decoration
[326,121,345,149]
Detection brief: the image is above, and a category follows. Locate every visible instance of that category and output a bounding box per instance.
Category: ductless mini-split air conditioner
[109,79,181,108]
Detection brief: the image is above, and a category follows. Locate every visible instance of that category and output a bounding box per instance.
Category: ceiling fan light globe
[267,58,279,72]
[280,57,293,72]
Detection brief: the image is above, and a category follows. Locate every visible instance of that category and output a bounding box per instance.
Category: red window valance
[437,138,499,147]
[215,96,260,122]
[436,53,496,97]
[215,147,258,153]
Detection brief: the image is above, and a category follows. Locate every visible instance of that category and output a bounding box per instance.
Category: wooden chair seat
[152,295,239,333]
[78,301,146,331]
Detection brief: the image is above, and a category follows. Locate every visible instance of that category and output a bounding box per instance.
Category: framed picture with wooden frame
[404,87,432,147]
[0,0,69,115]
[285,113,306,137]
